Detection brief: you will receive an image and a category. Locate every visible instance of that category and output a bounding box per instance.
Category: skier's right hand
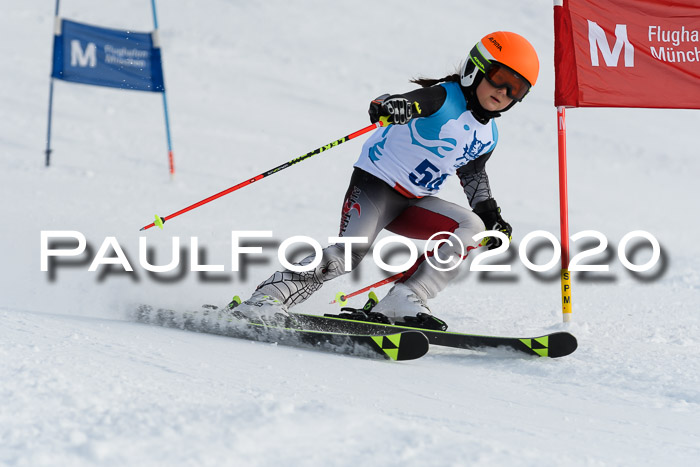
[369,94,413,126]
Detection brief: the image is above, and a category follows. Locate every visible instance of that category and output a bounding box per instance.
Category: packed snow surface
[2,1,699,465]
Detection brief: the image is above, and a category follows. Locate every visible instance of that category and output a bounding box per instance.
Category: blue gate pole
[151,0,175,179]
[45,0,61,167]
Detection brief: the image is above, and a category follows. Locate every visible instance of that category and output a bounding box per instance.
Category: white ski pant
[256,168,485,307]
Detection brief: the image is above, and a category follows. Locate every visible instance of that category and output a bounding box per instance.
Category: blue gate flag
[51,19,165,92]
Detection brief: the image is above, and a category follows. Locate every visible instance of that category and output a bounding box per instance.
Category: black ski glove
[473,199,512,250]
[369,94,413,125]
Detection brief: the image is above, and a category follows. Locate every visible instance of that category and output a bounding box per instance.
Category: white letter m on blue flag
[70,40,96,68]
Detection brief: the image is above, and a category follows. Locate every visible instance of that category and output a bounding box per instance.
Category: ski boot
[227,291,293,327]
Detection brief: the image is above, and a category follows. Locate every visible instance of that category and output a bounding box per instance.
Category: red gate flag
[555,0,700,108]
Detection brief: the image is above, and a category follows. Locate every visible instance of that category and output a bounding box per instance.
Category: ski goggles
[482,63,532,102]
[469,43,532,102]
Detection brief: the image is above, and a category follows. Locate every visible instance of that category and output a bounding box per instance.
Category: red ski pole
[140,122,384,231]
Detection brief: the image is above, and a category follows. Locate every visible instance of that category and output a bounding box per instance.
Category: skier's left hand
[473,199,512,250]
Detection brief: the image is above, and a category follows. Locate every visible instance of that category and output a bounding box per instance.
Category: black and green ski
[134,304,429,361]
[290,312,578,358]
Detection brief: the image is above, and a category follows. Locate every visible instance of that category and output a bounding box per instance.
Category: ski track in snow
[2,0,700,465]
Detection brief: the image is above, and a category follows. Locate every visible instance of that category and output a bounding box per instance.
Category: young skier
[232,31,540,326]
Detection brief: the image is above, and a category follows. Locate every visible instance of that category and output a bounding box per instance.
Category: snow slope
[2,1,700,465]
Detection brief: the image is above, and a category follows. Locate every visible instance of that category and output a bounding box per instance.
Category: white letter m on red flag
[588,20,634,67]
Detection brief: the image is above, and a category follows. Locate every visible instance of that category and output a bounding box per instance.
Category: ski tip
[519,332,578,358]
[370,331,430,361]
[549,332,578,358]
[154,215,165,230]
[334,291,347,306]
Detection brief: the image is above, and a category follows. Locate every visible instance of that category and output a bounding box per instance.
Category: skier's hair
[410,73,460,88]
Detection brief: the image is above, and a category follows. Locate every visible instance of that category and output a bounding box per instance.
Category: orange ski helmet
[460,31,539,102]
